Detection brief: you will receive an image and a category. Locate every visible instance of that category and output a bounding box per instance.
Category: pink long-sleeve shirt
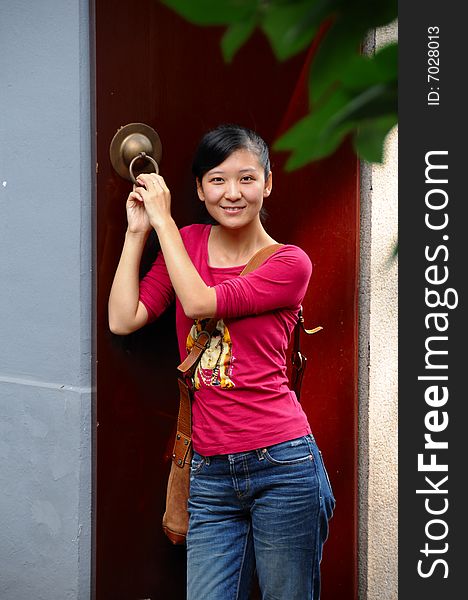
[139,223,312,455]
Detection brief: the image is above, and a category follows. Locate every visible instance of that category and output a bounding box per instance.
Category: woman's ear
[263,171,273,197]
[196,177,205,201]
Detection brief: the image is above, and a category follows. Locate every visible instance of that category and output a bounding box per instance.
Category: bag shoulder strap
[239,243,283,275]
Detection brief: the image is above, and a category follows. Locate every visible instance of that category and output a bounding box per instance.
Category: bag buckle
[194,329,212,351]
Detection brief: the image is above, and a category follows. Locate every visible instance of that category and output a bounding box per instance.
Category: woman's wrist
[151,215,176,235]
[125,228,151,240]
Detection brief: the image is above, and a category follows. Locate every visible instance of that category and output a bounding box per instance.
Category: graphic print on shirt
[186,319,235,389]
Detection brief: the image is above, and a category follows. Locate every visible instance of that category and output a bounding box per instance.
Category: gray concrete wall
[359,21,398,600]
[0,1,93,599]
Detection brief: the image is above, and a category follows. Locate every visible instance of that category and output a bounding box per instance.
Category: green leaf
[275,88,350,150]
[160,0,256,26]
[274,89,354,168]
[309,16,367,103]
[342,0,397,29]
[373,42,398,76]
[341,43,398,91]
[327,83,397,127]
[309,0,397,103]
[283,123,351,169]
[353,114,397,163]
[260,1,321,61]
[274,78,397,169]
[222,18,257,62]
[282,0,341,43]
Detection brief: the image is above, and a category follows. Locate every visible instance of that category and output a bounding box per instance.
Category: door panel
[96,1,358,598]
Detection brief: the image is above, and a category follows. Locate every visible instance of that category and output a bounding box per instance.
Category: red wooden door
[95,1,358,598]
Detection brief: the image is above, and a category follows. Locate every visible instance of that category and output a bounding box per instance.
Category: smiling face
[196,149,272,229]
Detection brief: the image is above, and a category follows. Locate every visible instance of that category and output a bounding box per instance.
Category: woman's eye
[209,177,223,183]
[241,176,254,182]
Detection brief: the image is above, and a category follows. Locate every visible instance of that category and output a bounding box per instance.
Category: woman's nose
[224,183,241,200]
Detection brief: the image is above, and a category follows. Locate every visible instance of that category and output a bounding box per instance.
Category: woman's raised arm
[108,230,150,335]
[134,173,217,320]
[108,185,156,334]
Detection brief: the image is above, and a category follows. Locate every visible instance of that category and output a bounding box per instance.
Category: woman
[108,124,335,599]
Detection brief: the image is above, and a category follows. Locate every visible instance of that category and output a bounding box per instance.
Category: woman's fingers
[128,190,144,202]
[137,172,169,194]
[136,173,154,190]
[155,175,170,193]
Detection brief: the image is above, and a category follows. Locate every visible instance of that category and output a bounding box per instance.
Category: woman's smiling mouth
[221,206,246,213]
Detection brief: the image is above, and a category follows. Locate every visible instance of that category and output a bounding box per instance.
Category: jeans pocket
[262,436,313,465]
[317,450,334,498]
[190,452,206,476]
[315,449,336,520]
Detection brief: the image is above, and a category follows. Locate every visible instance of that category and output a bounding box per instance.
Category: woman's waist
[191,388,309,454]
[192,421,311,457]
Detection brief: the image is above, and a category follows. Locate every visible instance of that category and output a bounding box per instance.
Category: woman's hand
[126,185,152,235]
[128,171,216,319]
[133,172,173,232]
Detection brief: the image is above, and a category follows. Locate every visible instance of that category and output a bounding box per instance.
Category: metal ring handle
[128,152,159,184]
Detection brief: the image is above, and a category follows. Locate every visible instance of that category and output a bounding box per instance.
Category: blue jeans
[186,434,335,600]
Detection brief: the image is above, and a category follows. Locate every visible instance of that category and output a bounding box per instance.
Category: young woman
[108,124,335,600]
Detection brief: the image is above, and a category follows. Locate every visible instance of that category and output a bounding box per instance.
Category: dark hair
[192,124,270,224]
[192,124,271,181]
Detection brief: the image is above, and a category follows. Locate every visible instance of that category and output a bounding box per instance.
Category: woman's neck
[208,221,277,267]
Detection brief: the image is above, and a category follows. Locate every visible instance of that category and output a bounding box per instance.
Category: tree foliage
[161,0,397,167]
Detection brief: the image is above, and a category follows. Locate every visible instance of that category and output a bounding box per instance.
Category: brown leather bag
[162,243,321,544]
